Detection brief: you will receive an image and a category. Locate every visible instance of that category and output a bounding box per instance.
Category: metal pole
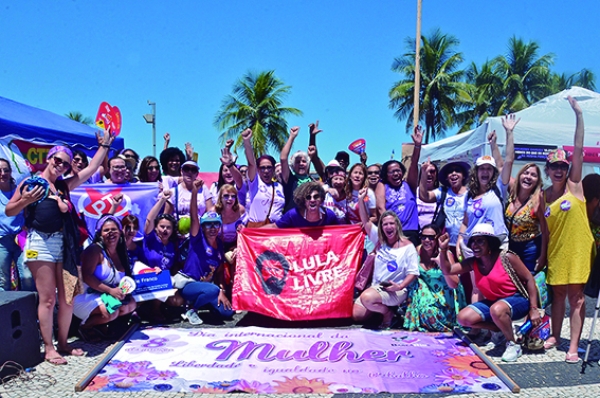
[412,0,422,130]
[148,101,156,157]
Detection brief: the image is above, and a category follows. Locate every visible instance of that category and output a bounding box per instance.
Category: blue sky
[1,1,598,171]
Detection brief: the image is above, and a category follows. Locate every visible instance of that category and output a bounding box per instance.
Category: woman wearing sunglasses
[542,96,594,363]
[175,180,234,324]
[215,184,245,252]
[138,156,162,184]
[164,160,214,219]
[275,181,339,228]
[402,224,465,332]
[6,129,114,365]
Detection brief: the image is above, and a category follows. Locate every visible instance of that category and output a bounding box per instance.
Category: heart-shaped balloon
[348,138,366,155]
[95,101,122,136]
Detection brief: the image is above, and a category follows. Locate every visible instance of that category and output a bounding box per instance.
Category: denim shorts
[23,229,64,263]
[468,293,530,323]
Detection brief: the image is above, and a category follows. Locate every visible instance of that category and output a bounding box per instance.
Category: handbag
[354,253,375,291]
[534,268,552,308]
[524,310,551,350]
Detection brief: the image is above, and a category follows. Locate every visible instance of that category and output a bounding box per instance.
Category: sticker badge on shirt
[560,200,571,211]
[387,260,398,272]
[544,207,551,218]
[25,250,38,259]
[445,197,455,207]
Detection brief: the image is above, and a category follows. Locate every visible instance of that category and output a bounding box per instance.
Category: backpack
[431,187,448,230]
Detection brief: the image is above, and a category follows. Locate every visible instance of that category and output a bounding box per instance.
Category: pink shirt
[472,255,517,301]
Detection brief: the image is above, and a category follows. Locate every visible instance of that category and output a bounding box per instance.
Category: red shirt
[473,255,517,301]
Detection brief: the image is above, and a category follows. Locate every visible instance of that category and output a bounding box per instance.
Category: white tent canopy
[420,86,600,176]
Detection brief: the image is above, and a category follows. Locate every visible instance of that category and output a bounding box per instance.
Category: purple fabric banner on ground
[71,182,159,237]
[87,327,510,394]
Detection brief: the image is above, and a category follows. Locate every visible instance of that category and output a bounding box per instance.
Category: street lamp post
[143,101,156,157]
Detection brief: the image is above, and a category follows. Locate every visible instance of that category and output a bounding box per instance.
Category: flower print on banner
[86,376,110,391]
[447,345,472,357]
[443,355,494,378]
[430,349,447,357]
[273,376,332,394]
[229,379,275,394]
[435,368,481,386]
[328,383,363,393]
[108,360,178,385]
[420,382,470,394]
[125,333,188,354]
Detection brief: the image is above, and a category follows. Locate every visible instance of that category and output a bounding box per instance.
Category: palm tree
[389,29,471,144]
[214,70,302,156]
[493,37,554,113]
[550,68,596,92]
[66,111,93,126]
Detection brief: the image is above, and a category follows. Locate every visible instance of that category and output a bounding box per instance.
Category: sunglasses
[157,214,176,223]
[305,193,321,201]
[72,157,86,164]
[420,234,437,241]
[222,194,236,200]
[182,167,199,173]
[446,166,463,174]
[147,166,160,171]
[52,156,71,169]
[470,237,488,246]
[549,163,569,171]
[367,171,380,175]
[111,165,127,170]
[259,166,274,171]
[203,222,221,229]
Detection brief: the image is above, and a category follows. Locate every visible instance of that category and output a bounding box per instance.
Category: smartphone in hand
[380,281,392,288]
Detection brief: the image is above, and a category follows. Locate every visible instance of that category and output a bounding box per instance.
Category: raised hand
[358,187,368,201]
[307,145,317,159]
[185,142,194,159]
[163,132,171,142]
[241,128,252,141]
[111,193,124,206]
[192,179,204,193]
[567,95,582,115]
[290,126,300,138]
[487,130,497,145]
[220,145,237,166]
[438,232,450,251]
[161,188,172,200]
[360,151,368,164]
[96,126,115,146]
[412,125,423,146]
[309,120,322,135]
[225,139,234,149]
[501,114,520,132]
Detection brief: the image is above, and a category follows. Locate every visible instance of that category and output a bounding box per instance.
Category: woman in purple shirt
[375,126,423,245]
[276,182,339,228]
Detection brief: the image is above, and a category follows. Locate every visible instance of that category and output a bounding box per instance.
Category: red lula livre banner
[233,225,364,321]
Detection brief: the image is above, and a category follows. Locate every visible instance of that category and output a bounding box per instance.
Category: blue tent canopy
[0,95,124,150]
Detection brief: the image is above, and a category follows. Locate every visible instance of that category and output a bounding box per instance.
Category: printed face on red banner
[95,101,122,136]
[348,138,366,155]
[233,225,364,321]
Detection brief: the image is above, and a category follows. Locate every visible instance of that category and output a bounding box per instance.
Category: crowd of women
[1,96,599,366]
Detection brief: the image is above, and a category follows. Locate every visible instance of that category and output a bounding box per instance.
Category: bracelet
[99,144,111,149]
[414,145,421,148]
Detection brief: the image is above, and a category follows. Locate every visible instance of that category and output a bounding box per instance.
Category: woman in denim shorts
[439,223,540,362]
[6,130,114,365]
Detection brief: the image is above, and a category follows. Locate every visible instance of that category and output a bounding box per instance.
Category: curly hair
[215,184,240,213]
[159,147,186,175]
[380,160,406,185]
[344,163,368,198]
[467,165,499,198]
[293,181,325,212]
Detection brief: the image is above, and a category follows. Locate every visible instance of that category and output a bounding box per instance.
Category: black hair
[380,160,406,185]
[159,147,186,175]
[138,156,161,183]
[93,215,132,277]
[153,213,179,244]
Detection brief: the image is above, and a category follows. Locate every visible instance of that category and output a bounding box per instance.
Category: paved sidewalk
[1,297,599,398]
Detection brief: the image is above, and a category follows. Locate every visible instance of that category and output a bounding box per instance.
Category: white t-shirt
[464,179,509,242]
[346,188,376,225]
[434,187,468,245]
[168,184,212,218]
[417,187,437,229]
[247,176,285,223]
[324,192,348,223]
[367,226,420,285]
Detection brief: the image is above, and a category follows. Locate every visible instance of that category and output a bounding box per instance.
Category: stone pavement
[0,297,599,398]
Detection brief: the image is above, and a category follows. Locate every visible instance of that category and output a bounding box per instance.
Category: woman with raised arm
[6,128,114,365]
[280,126,313,213]
[542,96,594,363]
[164,160,214,219]
[241,128,285,226]
[375,126,423,246]
[345,163,377,225]
[438,224,540,362]
[353,188,419,329]
[210,139,244,201]
[74,215,137,341]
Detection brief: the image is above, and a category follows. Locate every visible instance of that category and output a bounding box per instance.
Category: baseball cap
[546,148,570,165]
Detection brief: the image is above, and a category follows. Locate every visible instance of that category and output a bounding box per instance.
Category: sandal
[45,356,68,366]
[566,352,581,364]
[57,346,85,357]
[543,338,558,350]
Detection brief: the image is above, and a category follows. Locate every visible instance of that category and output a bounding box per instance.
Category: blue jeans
[509,235,541,273]
[180,281,234,319]
[0,235,35,291]
[468,293,530,323]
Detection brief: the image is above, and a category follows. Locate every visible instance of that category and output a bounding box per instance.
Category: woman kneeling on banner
[402,224,466,332]
[438,223,540,362]
[74,215,137,341]
[275,181,339,228]
[172,180,234,324]
[353,188,419,329]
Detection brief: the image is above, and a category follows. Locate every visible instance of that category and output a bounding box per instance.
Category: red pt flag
[233,225,364,321]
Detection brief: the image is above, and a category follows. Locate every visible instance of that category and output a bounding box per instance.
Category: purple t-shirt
[181,232,224,281]
[275,207,340,228]
[143,230,176,271]
[384,181,419,231]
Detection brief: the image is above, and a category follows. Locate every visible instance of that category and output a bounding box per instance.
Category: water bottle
[514,319,532,343]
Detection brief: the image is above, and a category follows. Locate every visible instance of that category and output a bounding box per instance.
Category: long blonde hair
[377,211,405,246]
[509,163,543,208]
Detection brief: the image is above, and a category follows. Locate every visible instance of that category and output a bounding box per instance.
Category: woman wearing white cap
[164,160,214,218]
[542,96,594,363]
[439,223,540,362]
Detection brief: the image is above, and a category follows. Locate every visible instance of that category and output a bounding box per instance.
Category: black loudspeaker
[0,291,42,378]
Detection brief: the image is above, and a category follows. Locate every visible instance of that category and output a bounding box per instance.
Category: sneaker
[182,309,203,325]
[501,341,522,362]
